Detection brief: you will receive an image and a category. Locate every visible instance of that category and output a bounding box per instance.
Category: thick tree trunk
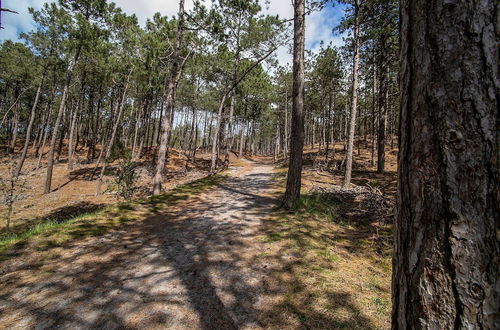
[152,0,186,195]
[282,0,305,209]
[342,0,360,188]
[187,101,197,162]
[393,0,499,328]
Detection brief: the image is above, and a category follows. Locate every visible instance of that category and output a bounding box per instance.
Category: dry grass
[0,174,224,260]
[0,140,214,240]
[257,142,396,329]
[0,139,397,329]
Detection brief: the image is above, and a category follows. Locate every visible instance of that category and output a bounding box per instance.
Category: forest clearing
[0,0,497,329]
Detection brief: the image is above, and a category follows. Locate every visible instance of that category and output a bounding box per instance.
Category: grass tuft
[261,174,392,329]
[261,232,282,242]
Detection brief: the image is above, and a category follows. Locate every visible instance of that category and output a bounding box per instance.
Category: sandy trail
[0,161,278,329]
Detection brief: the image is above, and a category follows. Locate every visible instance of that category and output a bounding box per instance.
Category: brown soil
[0,143,212,238]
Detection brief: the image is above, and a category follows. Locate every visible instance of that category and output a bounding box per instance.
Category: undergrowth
[260,167,392,329]
[0,174,224,260]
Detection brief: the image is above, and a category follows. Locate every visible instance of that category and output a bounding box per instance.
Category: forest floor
[0,144,212,240]
[0,142,396,329]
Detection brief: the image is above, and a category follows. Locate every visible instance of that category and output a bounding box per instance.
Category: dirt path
[0,161,279,329]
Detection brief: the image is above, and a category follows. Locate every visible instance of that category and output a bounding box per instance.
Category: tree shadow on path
[0,163,382,329]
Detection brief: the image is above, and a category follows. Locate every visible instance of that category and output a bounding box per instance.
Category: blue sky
[0,0,347,65]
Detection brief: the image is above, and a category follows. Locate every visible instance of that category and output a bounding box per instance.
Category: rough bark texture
[343,0,360,188]
[393,0,499,328]
[152,0,185,195]
[282,0,305,209]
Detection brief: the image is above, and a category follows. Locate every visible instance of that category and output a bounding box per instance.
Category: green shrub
[111,151,137,201]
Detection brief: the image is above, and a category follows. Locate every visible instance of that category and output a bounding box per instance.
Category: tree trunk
[14,76,43,177]
[35,100,54,171]
[131,100,140,159]
[44,50,79,194]
[377,35,388,173]
[283,88,289,158]
[152,0,186,195]
[371,55,377,167]
[282,0,305,209]
[342,0,360,188]
[96,71,132,195]
[210,95,226,172]
[67,100,79,170]
[9,104,19,154]
[224,90,236,165]
[377,86,387,173]
[239,121,245,158]
[393,0,499,328]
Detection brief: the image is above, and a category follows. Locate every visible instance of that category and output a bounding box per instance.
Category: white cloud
[0,0,54,42]
[305,3,346,55]
[262,0,293,67]
[263,0,293,19]
[263,1,346,66]
[113,0,194,25]
[1,0,345,66]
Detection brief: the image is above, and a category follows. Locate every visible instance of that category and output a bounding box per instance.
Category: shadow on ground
[0,202,107,241]
[0,162,387,329]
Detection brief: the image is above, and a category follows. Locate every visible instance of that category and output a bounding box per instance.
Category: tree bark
[44,49,80,194]
[283,88,289,158]
[14,75,43,178]
[210,95,226,172]
[9,103,19,154]
[282,0,305,209]
[152,0,186,195]
[96,70,132,195]
[239,121,245,158]
[343,0,361,188]
[35,100,54,171]
[371,53,377,167]
[67,99,79,170]
[393,0,499,328]
[377,34,388,173]
[224,89,236,165]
